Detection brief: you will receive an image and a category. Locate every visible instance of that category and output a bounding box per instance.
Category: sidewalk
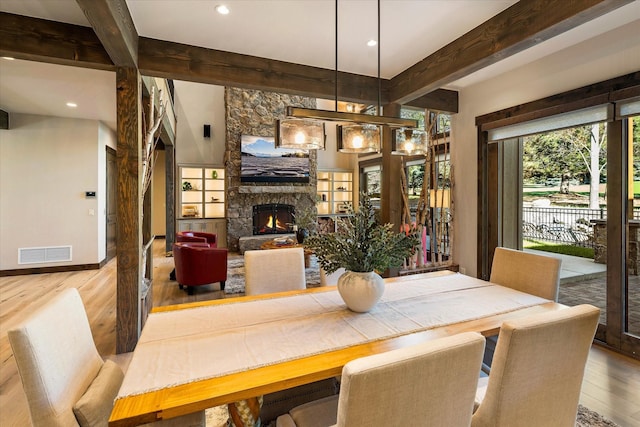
[525,249,606,284]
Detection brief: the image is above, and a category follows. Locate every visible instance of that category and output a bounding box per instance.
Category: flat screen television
[240,135,310,183]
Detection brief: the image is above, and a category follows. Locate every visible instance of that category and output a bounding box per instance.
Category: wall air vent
[18,246,72,264]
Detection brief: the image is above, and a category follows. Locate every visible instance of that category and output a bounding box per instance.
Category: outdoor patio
[528,250,640,337]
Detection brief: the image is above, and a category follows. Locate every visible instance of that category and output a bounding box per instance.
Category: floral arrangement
[305,193,419,274]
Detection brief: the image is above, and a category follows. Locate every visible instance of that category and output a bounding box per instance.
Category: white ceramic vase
[337,270,385,313]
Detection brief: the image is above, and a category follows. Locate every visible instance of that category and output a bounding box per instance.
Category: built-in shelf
[317,170,353,215]
[179,165,225,219]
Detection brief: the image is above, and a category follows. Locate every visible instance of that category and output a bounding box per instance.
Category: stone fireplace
[225,87,317,251]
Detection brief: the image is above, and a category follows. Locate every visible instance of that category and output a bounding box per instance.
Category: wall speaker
[203,124,211,138]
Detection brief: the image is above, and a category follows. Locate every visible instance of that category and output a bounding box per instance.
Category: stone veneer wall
[225,87,318,251]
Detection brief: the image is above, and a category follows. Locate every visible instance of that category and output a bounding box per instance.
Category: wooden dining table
[109,271,566,427]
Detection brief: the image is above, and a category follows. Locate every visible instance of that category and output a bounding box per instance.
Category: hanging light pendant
[277,0,417,152]
[275,118,326,150]
[392,128,428,155]
[338,124,381,154]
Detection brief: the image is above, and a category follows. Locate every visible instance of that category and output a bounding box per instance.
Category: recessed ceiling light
[66,102,78,108]
[2,56,15,60]
[216,5,230,15]
[367,39,377,47]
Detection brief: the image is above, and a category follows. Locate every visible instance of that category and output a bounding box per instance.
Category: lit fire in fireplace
[253,204,295,235]
[264,215,288,232]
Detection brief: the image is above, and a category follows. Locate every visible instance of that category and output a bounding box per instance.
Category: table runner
[117,273,548,398]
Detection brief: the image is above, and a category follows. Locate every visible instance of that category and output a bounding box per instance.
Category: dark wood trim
[606,119,625,349]
[116,66,142,353]
[0,12,113,70]
[476,72,640,130]
[477,128,489,280]
[388,0,633,104]
[0,262,103,277]
[0,109,8,129]
[75,0,138,67]
[380,103,403,228]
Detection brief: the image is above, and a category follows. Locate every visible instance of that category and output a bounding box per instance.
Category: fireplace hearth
[253,204,295,235]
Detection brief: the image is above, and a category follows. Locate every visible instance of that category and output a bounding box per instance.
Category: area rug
[224,255,321,294]
[205,403,619,426]
[576,404,620,427]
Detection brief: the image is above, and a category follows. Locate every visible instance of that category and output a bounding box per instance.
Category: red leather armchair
[176,231,217,247]
[173,242,228,295]
[170,232,218,280]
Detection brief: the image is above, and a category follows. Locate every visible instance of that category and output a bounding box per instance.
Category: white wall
[451,19,640,276]
[174,81,226,165]
[0,114,108,270]
[316,98,356,171]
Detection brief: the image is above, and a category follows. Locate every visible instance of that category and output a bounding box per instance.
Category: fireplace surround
[225,87,317,251]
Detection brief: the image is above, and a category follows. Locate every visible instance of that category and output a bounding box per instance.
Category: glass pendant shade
[337,124,381,154]
[275,119,326,150]
[392,128,428,155]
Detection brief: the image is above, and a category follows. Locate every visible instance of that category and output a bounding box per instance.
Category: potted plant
[293,206,318,243]
[305,193,419,312]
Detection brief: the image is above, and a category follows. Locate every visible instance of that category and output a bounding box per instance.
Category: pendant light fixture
[279,0,418,153]
[275,117,326,150]
[391,128,429,155]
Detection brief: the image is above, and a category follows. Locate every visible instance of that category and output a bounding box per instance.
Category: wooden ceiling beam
[0,10,459,112]
[0,12,113,70]
[388,0,634,104]
[75,0,138,67]
[138,37,385,104]
[406,89,459,114]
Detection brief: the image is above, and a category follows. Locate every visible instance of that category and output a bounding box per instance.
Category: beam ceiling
[388,0,633,104]
[2,0,633,113]
[75,0,138,67]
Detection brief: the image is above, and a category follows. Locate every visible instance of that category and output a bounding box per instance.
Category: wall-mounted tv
[240,135,310,183]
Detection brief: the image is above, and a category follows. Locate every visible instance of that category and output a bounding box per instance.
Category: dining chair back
[244,247,306,295]
[484,247,564,371]
[8,288,111,427]
[276,332,486,427]
[8,288,205,427]
[472,304,600,427]
[490,247,562,301]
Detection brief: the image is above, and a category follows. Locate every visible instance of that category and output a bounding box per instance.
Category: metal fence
[522,206,640,247]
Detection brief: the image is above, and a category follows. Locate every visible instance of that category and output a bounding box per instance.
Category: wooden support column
[165,144,176,252]
[380,103,403,228]
[116,67,142,353]
[380,103,404,278]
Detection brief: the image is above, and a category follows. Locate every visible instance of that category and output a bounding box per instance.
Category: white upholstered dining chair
[472,304,600,427]
[276,332,486,427]
[244,247,306,295]
[490,247,562,301]
[8,288,204,427]
[484,247,563,370]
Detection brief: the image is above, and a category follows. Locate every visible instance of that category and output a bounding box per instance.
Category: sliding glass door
[479,98,640,358]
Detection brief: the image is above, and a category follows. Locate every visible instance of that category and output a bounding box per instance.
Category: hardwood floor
[1,239,639,426]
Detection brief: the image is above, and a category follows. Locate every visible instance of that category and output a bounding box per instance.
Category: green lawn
[523,239,594,259]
